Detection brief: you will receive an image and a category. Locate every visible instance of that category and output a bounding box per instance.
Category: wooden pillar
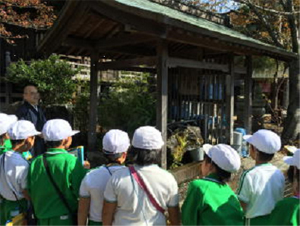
[226,54,234,144]
[5,51,12,106]
[244,56,253,134]
[282,77,289,110]
[88,52,98,152]
[156,41,168,169]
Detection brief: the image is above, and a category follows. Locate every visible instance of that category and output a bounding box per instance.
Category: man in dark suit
[16,85,47,157]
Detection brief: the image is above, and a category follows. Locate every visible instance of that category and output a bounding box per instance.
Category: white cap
[42,119,79,141]
[283,149,300,170]
[8,120,41,140]
[103,129,130,154]
[243,129,281,154]
[0,113,18,136]
[203,144,241,173]
[132,126,164,150]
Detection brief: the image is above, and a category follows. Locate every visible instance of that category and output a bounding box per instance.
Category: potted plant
[167,131,188,169]
[185,126,204,162]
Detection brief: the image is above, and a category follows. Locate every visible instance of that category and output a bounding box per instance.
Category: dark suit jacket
[16,101,47,157]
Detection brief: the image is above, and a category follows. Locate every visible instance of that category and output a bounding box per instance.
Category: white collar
[30,104,38,111]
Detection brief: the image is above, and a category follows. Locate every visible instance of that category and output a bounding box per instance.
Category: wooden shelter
[37,0,297,168]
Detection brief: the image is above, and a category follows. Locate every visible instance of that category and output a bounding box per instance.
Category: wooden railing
[68,61,90,80]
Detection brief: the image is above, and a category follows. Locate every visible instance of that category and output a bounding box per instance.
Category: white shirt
[237,163,285,218]
[30,104,38,112]
[104,164,179,226]
[0,151,29,200]
[79,165,125,222]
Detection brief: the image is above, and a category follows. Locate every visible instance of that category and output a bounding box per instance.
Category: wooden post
[282,77,289,110]
[156,41,168,169]
[226,54,234,144]
[88,52,99,152]
[244,56,253,134]
[5,51,12,106]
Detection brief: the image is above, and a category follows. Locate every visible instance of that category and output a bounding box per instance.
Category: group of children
[0,112,299,226]
[182,129,299,226]
[0,116,86,225]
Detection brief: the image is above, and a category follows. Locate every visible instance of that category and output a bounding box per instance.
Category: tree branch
[234,0,300,15]
[0,1,46,10]
[285,0,299,53]
[1,20,50,30]
[233,0,284,48]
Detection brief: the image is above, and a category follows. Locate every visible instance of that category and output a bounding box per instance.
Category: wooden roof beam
[62,37,93,49]
[101,67,156,73]
[166,30,248,55]
[169,57,228,72]
[98,56,156,70]
[63,33,157,52]
[83,19,106,39]
[94,33,157,49]
[107,46,156,57]
[169,57,246,74]
[166,29,295,61]
[98,56,247,73]
[38,1,89,55]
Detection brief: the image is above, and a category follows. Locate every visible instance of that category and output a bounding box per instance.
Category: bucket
[234,127,249,157]
[233,131,242,154]
[233,132,243,145]
[187,147,204,162]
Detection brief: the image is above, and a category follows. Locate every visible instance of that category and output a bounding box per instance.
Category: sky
[184,0,239,13]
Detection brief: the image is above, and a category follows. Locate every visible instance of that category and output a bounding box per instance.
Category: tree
[0,0,56,43]
[230,0,299,143]
[183,0,300,143]
[6,55,81,106]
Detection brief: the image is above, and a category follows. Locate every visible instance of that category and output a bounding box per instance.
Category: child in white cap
[103,126,180,226]
[0,114,18,224]
[27,119,86,225]
[0,120,40,225]
[78,129,130,226]
[182,144,244,225]
[0,113,17,155]
[268,149,299,226]
[237,129,285,225]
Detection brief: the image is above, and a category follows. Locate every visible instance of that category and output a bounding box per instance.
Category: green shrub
[73,83,90,132]
[6,55,80,106]
[99,73,156,137]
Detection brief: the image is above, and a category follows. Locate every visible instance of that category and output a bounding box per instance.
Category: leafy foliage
[229,0,296,50]
[184,0,299,52]
[6,55,80,105]
[0,0,57,43]
[167,125,204,169]
[99,73,156,137]
[167,131,188,169]
[73,82,90,133]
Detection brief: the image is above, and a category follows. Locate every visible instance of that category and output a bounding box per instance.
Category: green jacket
[182,173,244,225]
[0,139,12,155]
[268,197,299,226]
[28,148,86,219]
